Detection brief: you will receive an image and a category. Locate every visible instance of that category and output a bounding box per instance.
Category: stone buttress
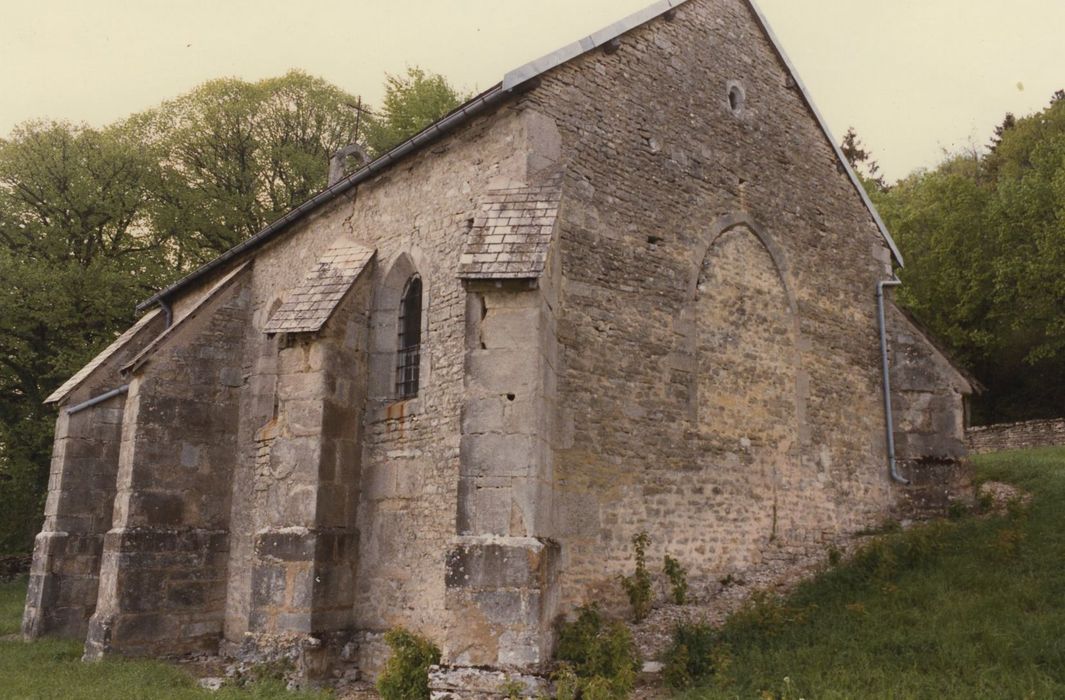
[442,179,563,671]
[81,266,250,658]
[23,311,167,640]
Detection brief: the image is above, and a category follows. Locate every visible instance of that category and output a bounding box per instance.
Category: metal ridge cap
[502,0,690,91]
[137,83,510,311]
[744,0,904,267]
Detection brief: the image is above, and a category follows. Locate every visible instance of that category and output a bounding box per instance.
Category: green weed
[554,604,640,700]
[618,532,652,622]
[377,627,441,700]
[663,554,689,605]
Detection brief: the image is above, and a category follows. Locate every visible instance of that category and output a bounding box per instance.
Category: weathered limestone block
[444,536,559,669]
[84,528,229,658]
[429,665,552,700]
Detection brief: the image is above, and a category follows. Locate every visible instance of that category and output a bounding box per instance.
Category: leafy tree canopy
[867,91,1065,423]
[130,70,366,261]
[0,67,462,552]
[362,67,469,156]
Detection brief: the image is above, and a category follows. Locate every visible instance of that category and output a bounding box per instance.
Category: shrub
[663,622,732,689]
[977,490,995,513]
[555,605,640,700]
[619,531,652,621]
[826,545,842,567]
[376,628,441,700]
[663,555,688,605]
[851,521,951,581]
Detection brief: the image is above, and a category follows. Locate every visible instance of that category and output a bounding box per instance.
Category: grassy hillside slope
[684,447,1065,699]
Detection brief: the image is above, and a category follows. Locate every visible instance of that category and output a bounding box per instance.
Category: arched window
[395,275,422,398]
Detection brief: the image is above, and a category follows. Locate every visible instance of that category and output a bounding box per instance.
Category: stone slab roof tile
[264,239,375,335]
[458,180,562,281]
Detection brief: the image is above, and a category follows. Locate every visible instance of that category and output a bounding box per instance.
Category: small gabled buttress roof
[136,0,902,313]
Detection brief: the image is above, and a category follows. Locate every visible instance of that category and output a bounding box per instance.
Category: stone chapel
[23,0,974,683]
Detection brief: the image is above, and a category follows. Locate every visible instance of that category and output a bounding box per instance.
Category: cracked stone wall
[515,0,899,610]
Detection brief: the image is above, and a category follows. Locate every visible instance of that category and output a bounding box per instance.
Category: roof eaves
[124,261,250,375]
[890,301,984,393]
[44,307,162,405]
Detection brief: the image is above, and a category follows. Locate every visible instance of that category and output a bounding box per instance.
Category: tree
[840,127,886,192]
[134,70,367,261]
[362,67,468,156]
[874,90,1065,423]
[0,121,173,551]
[988,112,1016,154]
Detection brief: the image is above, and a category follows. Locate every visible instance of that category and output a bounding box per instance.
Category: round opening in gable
[728,83,746,115]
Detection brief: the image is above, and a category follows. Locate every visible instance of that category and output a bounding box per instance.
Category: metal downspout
[65,384,130,415]
[159,299,173,328]
[876,278,909,485]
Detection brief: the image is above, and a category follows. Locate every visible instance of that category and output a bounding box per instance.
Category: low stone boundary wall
[966,418,1065,454]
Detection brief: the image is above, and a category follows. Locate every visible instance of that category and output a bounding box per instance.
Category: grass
[0,575,26,636]
[0,578,326,699]
[681,447,1065,700]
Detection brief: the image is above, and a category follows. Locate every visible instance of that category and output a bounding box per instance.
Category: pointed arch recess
[687,213,808,556]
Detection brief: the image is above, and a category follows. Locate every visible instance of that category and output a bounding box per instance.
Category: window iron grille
[395,345,420,399]
[396,276,422,398]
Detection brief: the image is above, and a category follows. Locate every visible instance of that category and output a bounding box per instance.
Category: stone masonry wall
[886,303,969,462]
[23,313,167,640]
[85,276,249,659]
[520,0,897,611]
[215,101,564,674]
[967,418,1065,455]
[243,267,372,666]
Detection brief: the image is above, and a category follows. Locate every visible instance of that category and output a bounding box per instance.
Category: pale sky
[1,0,1062,181]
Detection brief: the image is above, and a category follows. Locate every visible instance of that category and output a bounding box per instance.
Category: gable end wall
[518,0,896,608]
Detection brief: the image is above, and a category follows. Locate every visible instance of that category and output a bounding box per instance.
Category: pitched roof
[458,181,562,280]
[264,239,375,334]
[123,262,250,375]
[890,301,984,394]
[45,307,162,404]
[135,0,902,312]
